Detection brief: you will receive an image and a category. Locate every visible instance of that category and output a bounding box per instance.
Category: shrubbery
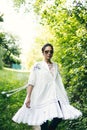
[0,69,32,130]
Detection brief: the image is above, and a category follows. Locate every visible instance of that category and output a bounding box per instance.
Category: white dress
[12,61,82,125]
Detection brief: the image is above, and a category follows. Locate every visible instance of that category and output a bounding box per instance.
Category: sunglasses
[44,50,53,54]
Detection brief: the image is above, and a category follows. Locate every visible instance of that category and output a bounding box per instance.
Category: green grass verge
[0,68,32,130]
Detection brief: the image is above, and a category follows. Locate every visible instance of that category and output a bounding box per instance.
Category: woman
[12,43,82,130]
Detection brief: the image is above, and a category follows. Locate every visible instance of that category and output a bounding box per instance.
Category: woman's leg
[41,121,48,130]
[49,118,62,130]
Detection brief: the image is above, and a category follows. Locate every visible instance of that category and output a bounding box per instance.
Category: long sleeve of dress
[28,64,37,87]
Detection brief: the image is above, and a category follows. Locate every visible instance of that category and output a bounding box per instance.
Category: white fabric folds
[12,61,82,125]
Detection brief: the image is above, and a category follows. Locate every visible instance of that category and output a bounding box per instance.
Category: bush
[0,69,32,130]
[0,47,3,69]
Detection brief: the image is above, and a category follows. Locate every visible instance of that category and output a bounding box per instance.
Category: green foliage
[0,33,5,69]
[33,0,87,130]
[73,2,87,28]
[0,32,21,68]
[0,47,3,69]
[12,0,34,12]
[0,69,32,130]
[13,0,25,8]
[33,0,45,14]
[26,43,43,69]
[0,13,3,22]
[10,55,21,64]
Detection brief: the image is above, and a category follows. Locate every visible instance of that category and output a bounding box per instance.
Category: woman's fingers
[25,98,31,108]
[26,103,30,108]
[25,102,30,108]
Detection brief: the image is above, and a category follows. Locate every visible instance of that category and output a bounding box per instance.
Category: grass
[0,68,32,130]
[0,68,85,130]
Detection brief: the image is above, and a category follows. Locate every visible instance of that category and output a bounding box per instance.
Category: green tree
[0,32,21,68]
[0,14,4,69]
[0,46,3,69]
[0,13,3,22]
[34,0,87,129]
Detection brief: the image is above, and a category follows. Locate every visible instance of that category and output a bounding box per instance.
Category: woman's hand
[25,85,33,108]
[25,97,31,108]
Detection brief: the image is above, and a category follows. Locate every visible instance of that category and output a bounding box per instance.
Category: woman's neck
[44,59,52,64]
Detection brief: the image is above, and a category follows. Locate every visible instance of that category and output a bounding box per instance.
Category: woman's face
[43,46,53,61]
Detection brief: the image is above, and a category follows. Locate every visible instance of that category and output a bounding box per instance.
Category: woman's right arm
[25,85,33,108]
[25,63,37,108]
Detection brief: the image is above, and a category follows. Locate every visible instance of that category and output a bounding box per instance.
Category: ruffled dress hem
[12,100,82,125]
